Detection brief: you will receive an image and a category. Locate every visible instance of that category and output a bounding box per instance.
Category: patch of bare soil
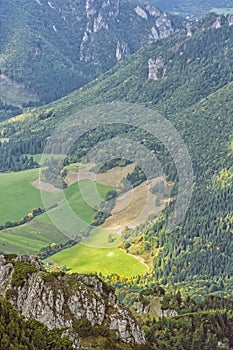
[31,179,62,193]
[65,163,135,187]
[101,177,170,231]
[65,163,171,234]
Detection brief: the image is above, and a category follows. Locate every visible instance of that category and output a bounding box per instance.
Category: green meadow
[36,180,112,237]
[46,244,147,277]
[211,7,233,15]
[46,226,147,277]
[0,168,112,251]
[0,169,58,224]
[0,221,67,255]
[81,227,121,248]
[0,167,146,276]
[63,162,85,171]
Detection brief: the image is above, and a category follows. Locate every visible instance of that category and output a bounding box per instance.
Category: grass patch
[64,162,85,171]
[0,221,68,255]
[0,168,112,254]
[28,153,65,165]
[46,244,147,277]
[82,228,121,248]
[0,169,60,225]
[36,179,112,237]
[211,7,233,14]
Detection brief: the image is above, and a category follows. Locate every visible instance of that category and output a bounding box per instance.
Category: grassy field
[46,244,147,277]
[45,224,147,277]
[64,162,85,171]
[0,168,112,255]
[0,221,67,255]
[36,180,112,237]
[0,169,59,225]
[0,165,148,276]
[211,7,233,15]
[81,228,121,248]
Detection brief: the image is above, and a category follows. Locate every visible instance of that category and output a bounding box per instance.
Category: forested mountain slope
[0,0,185,107]
[2,13,232,149]
[0,14,233,295]
[144,0,233,18]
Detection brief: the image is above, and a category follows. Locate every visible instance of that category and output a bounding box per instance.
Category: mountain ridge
[0,0,185,106]
[0,254,146,349]
[0,12,233,298]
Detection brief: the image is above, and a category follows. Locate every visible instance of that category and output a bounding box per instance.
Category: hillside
[144,0,233,18]
[0,13,233,296]
[0,254,232,350]
[0,164,148,277]
[0,0,185,109]
[2,12,231,127]
[0,254,147,349]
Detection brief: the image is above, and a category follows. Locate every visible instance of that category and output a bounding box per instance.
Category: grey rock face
[155,14,174,39]
[134,6,148,20]
[80,0,120,61]
[62,330,81,350]
[133,302,150,314]
[213,17,221,29]
[148,57,166,81]
[146,5,161,17]
[109,303,145,344]
[228,15,233,26]
[15,255,45,270]
[186,23,193,37]
[0,255,145,346]
[80,0,183,64]
[0,256,13,297]
[116,41,129,61]
[157,309,178,317]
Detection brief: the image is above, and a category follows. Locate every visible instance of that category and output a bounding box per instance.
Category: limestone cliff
[79,0,184,65]
[0,255,145,349]
[1,0,185,103]
[148,57,166,81]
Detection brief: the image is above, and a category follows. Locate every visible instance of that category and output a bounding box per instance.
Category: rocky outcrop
[15,255,45,270]
[80,0,184,64]
[0,256,13,296]
[133,302,150,314]
[146,4,161,17]
[116,41,130,61]
[80,0,120,61]
[156,309,178,317]
[148,57,166,81]
[186,23,193,37]
[133,299,178,318]
[228,15,233,26]
[213,17,221,29]
[1,0,186,102]
[0,255,145,347]
[134,6,148,20]
[155,14,174,39]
